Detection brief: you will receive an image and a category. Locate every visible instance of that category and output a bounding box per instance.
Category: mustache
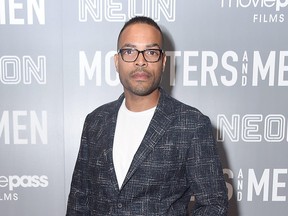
[130,68,151,75]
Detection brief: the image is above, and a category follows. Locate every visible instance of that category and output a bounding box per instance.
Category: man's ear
[162,53,167,72]
[114,53,119,72]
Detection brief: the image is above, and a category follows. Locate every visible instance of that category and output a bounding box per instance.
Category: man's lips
[130,71,151,80]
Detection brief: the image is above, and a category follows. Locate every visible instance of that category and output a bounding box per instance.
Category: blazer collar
[119,88,175,189]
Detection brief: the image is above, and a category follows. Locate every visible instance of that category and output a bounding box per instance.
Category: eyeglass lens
[120,49,162,62]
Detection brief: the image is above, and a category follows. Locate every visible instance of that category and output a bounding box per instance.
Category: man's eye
[146,50,159,56]
[123,49,134,55]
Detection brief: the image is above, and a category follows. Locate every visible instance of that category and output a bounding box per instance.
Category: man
[67,16,228,215]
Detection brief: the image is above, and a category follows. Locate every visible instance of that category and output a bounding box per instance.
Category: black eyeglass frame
[118,48,164,63]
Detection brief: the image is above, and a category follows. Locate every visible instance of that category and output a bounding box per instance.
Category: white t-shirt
[113,100,156,188]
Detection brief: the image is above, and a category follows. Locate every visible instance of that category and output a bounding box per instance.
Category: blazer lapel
[121,89,174,189]
[102,95,124,193]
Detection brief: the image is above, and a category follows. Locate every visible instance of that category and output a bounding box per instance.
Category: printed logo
[79,50,288,87]
[0,175,49,201]
[0,56,47,85]
[221,0,288,23]
[0,0,45,25]
[217,114,288,143]
[0,110,48,145]
[78,0,176,22]
[225,168,288,202]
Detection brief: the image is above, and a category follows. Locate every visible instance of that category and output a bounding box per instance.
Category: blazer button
[117,203,123,208]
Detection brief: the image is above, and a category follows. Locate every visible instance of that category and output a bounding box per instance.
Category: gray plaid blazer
[66,88,228,215]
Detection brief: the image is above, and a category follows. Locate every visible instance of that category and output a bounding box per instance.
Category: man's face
[114,23,166,97]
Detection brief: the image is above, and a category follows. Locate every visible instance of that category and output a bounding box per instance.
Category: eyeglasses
[118,48,163,63]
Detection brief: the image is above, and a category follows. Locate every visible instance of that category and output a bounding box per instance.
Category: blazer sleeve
[187,115,228,216]
[66,115,91,215]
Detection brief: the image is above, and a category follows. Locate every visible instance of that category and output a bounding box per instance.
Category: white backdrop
[1,1,288,215]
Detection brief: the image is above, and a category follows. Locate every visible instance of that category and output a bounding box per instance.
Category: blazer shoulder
[163,93,209,122]
[170,100,213,136]
[85,97,122,123]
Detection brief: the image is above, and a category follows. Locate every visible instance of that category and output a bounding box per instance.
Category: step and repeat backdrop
[1,0,287,215]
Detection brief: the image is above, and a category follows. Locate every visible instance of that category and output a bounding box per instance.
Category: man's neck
[124,89,160,112]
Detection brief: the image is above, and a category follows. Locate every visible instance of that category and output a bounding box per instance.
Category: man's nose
[135,52,147,67]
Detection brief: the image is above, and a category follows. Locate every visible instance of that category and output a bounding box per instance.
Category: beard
[120,68,162,96]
